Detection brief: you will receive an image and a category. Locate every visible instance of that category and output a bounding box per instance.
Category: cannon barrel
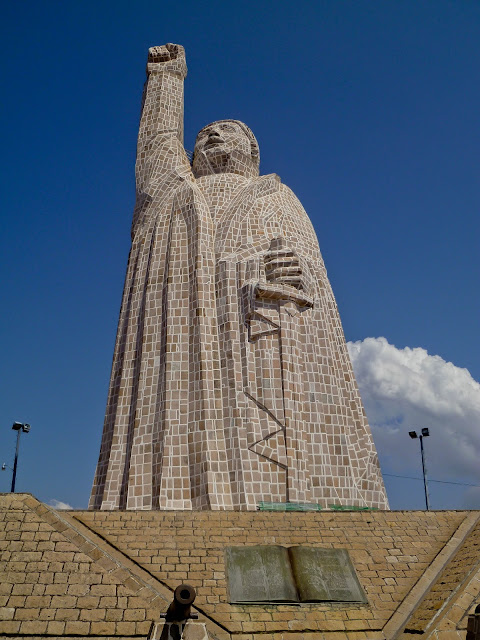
[165,584,196,622]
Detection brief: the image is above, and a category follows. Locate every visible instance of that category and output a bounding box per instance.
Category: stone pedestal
[149,621,209,640]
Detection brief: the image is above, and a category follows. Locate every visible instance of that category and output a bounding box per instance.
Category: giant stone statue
[90,44,389,511]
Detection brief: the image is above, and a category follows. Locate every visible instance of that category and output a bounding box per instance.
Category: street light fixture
[9,422,31,493]
[409,428,430,510]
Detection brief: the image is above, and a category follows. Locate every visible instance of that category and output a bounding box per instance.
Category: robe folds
[89,133,389,510]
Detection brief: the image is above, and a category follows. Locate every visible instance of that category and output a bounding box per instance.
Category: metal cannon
[162,584,198,622]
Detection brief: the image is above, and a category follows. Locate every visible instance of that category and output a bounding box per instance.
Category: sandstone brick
[66,584,89,596]
[14,607,41,620]
[0,620,21,633]
[124,607,146,621]
[135,620,153,635]
[90,584,117,596]
[11,583,33,595]
[0,607,15,620]
[123,575,143,592]
[76,595,100,608]
[54,607,80,621]
[19,619,48,633]
[65,620,91,634]
[79,608,106,621]
[323,620,347,631]
[105,608,123,621]
[24,595,52,607]
[114,620,136,634]
[7,595,26,607]
[96,555,117,571]
[51,594,76,608]
[345,619,368,630]
[90,620,116,634]
[45,584,69,595]
[38,607,56,620]
[46,620,65,634]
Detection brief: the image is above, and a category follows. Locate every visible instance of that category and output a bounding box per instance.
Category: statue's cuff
[146,61,187,79]
[254,283,313,308]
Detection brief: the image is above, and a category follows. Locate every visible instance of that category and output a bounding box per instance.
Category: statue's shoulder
[234,174,306,215]
[252,173,282,198]
[255,175,305,210]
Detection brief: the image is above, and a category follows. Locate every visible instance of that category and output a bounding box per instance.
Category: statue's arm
[136,44,189,186]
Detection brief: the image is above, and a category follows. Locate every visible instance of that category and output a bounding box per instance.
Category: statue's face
[195,121,251,159]
[193,121,254,176]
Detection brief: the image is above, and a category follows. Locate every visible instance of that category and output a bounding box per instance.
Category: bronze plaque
[226,546,298,603]
[289,547,367,603]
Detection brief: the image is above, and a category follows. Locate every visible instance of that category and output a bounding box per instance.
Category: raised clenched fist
[148,43,183,62]
[147,43,187,78]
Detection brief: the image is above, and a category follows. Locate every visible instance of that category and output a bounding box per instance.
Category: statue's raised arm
[140,44,187,147]
[133,44,191,232]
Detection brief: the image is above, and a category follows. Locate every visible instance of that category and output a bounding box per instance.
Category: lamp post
[10,422,31,493]
[409,428,430,510]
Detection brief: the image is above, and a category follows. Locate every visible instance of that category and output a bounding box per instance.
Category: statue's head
[192,120,260,178]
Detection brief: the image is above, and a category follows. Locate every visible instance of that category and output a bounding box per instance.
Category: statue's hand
[147,44,187,78]
[264,238,304,290]
[148,43,183,63]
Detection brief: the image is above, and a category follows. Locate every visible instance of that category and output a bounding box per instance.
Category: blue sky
[1,1,479,509]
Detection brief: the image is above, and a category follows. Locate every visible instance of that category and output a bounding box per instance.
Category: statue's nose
[209,131,219,138]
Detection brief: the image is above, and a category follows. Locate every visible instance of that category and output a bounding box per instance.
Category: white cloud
[48,499,73,510]
[348,337,480,507]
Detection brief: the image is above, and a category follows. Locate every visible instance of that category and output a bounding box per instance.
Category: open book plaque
[226,546,367,604]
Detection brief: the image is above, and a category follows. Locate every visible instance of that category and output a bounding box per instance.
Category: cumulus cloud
[348,337,480,508]
[48,499,73,510]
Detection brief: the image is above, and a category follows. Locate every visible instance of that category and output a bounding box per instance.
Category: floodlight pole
[11,429,21,493]
[419,434,430,512]
[9,422,30,493]
[409,429,431,510]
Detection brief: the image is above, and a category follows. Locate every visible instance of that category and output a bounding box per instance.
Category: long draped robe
[89,55,389,510]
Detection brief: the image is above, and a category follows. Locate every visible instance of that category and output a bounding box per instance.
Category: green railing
[257,502,378,512]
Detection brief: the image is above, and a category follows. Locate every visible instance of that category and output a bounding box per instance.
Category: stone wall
[2,494,480,639]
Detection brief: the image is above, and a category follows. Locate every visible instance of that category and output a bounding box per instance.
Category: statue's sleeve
[132,52,193,233]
